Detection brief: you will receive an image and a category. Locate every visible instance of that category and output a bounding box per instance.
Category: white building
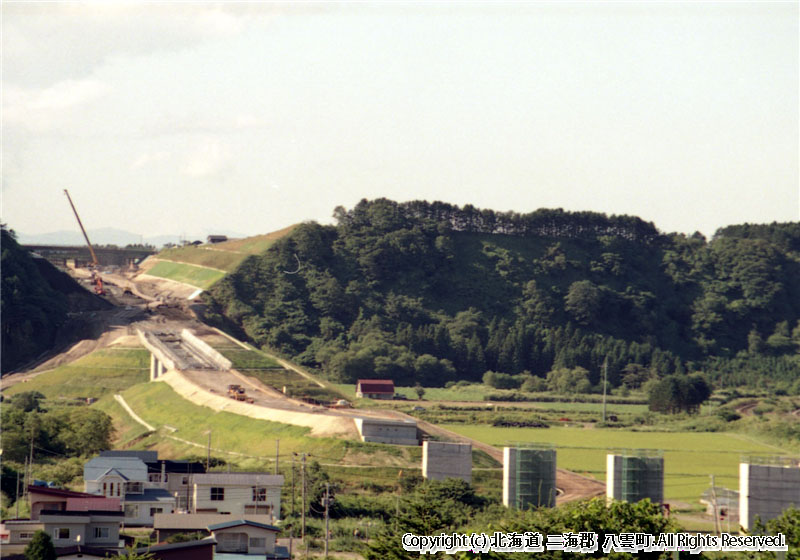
[191,473,284,519]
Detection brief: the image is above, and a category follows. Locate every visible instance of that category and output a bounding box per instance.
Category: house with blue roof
[83,455,177,527]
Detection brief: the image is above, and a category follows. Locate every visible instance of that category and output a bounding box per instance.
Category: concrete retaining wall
[354,418,418,445]
[181,329,232,370]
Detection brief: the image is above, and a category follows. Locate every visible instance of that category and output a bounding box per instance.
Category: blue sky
[2,2,798,240]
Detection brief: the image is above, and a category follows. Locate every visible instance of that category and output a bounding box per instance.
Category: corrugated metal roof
[192,473,284,486]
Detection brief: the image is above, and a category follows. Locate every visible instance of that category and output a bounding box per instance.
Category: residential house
[153,513,275,542]
[0,510,123,557]
[356,379,395,399]
[27,486,121,519]
[209,520,287,558]
[191,473,283,518]
[99,450,205,510]
[84,454,177,527]
[206,235,228,244]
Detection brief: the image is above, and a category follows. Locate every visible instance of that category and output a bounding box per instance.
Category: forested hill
[205,200,800,391]
[1,226,109,373]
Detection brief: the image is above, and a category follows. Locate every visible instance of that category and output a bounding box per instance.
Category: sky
[2,1,798,241]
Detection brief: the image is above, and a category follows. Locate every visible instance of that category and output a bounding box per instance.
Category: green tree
[564,280,602,325]
[414,383,425,400]
[23,531,56,560]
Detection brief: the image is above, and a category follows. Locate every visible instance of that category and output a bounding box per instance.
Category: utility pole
[15,469,21,518]
[275,439,279,475]
[301,453,307,541]
[206,430,211,471]
[602,358,608,423]
[291,455,296,516]
[324,482,330,558]
[710,475,720,535]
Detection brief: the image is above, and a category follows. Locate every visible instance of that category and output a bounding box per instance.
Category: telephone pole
[324,482,330,558]
[301,453,307,540]
[602,358,608,423]
[205,430,211,471]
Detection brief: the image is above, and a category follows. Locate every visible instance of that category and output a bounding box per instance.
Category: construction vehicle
[63,189,106,295]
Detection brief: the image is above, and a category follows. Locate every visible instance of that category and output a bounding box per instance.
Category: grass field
[4,348,149,400]
[442,424,789,505]
[145,260,226,289]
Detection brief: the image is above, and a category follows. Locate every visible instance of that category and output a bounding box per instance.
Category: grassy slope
[4,348,149,400]
[145,225,296,289]
[443,424,788,505]
[145,261,226,289]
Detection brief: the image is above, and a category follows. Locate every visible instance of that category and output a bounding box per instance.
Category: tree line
[204,199,800,393]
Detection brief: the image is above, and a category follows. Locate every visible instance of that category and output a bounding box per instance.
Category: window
[249,537,266,548]
[252,487,266,502]
[94,527,110,539]
[210,487,225,501]
[124,504,139,518]
[126,481,143,493]
[149,507,163,516]
[148,474,161,483]
[54,528,70,540]
[19,532,35,541]
[182,476,189,485]
[103,482,107,495]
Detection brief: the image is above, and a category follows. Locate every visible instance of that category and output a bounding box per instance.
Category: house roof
[27,485,97,498]
[124,488,175,503]
[84,457,147,482]
[131,538,216,554]
[2,546,118,560]
[356,379,395,393]
[145,460,206,474]
[192,473,284,486]
[154,513,275,530]
[101,450,158,461]
[209,519,281,532]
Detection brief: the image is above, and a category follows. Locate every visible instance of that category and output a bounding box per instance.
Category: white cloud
[131,151,171,170]
[181,138,233,178]
[3,79,111,131]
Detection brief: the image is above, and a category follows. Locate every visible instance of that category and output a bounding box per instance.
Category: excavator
[63,189,106,296]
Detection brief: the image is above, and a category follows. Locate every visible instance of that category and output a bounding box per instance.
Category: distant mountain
[17,228,246,248]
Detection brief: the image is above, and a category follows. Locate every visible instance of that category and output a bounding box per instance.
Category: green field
[443,424,789,505]
[4,348,149,400]
[336,383,648,414]
[145,260,226,289]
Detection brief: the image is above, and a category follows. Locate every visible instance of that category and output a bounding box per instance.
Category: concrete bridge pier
[150,354,166,380]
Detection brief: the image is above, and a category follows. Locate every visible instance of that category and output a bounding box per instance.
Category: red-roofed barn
[356,379,395,399]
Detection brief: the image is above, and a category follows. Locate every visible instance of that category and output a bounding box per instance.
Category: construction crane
[63,189,106,295]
